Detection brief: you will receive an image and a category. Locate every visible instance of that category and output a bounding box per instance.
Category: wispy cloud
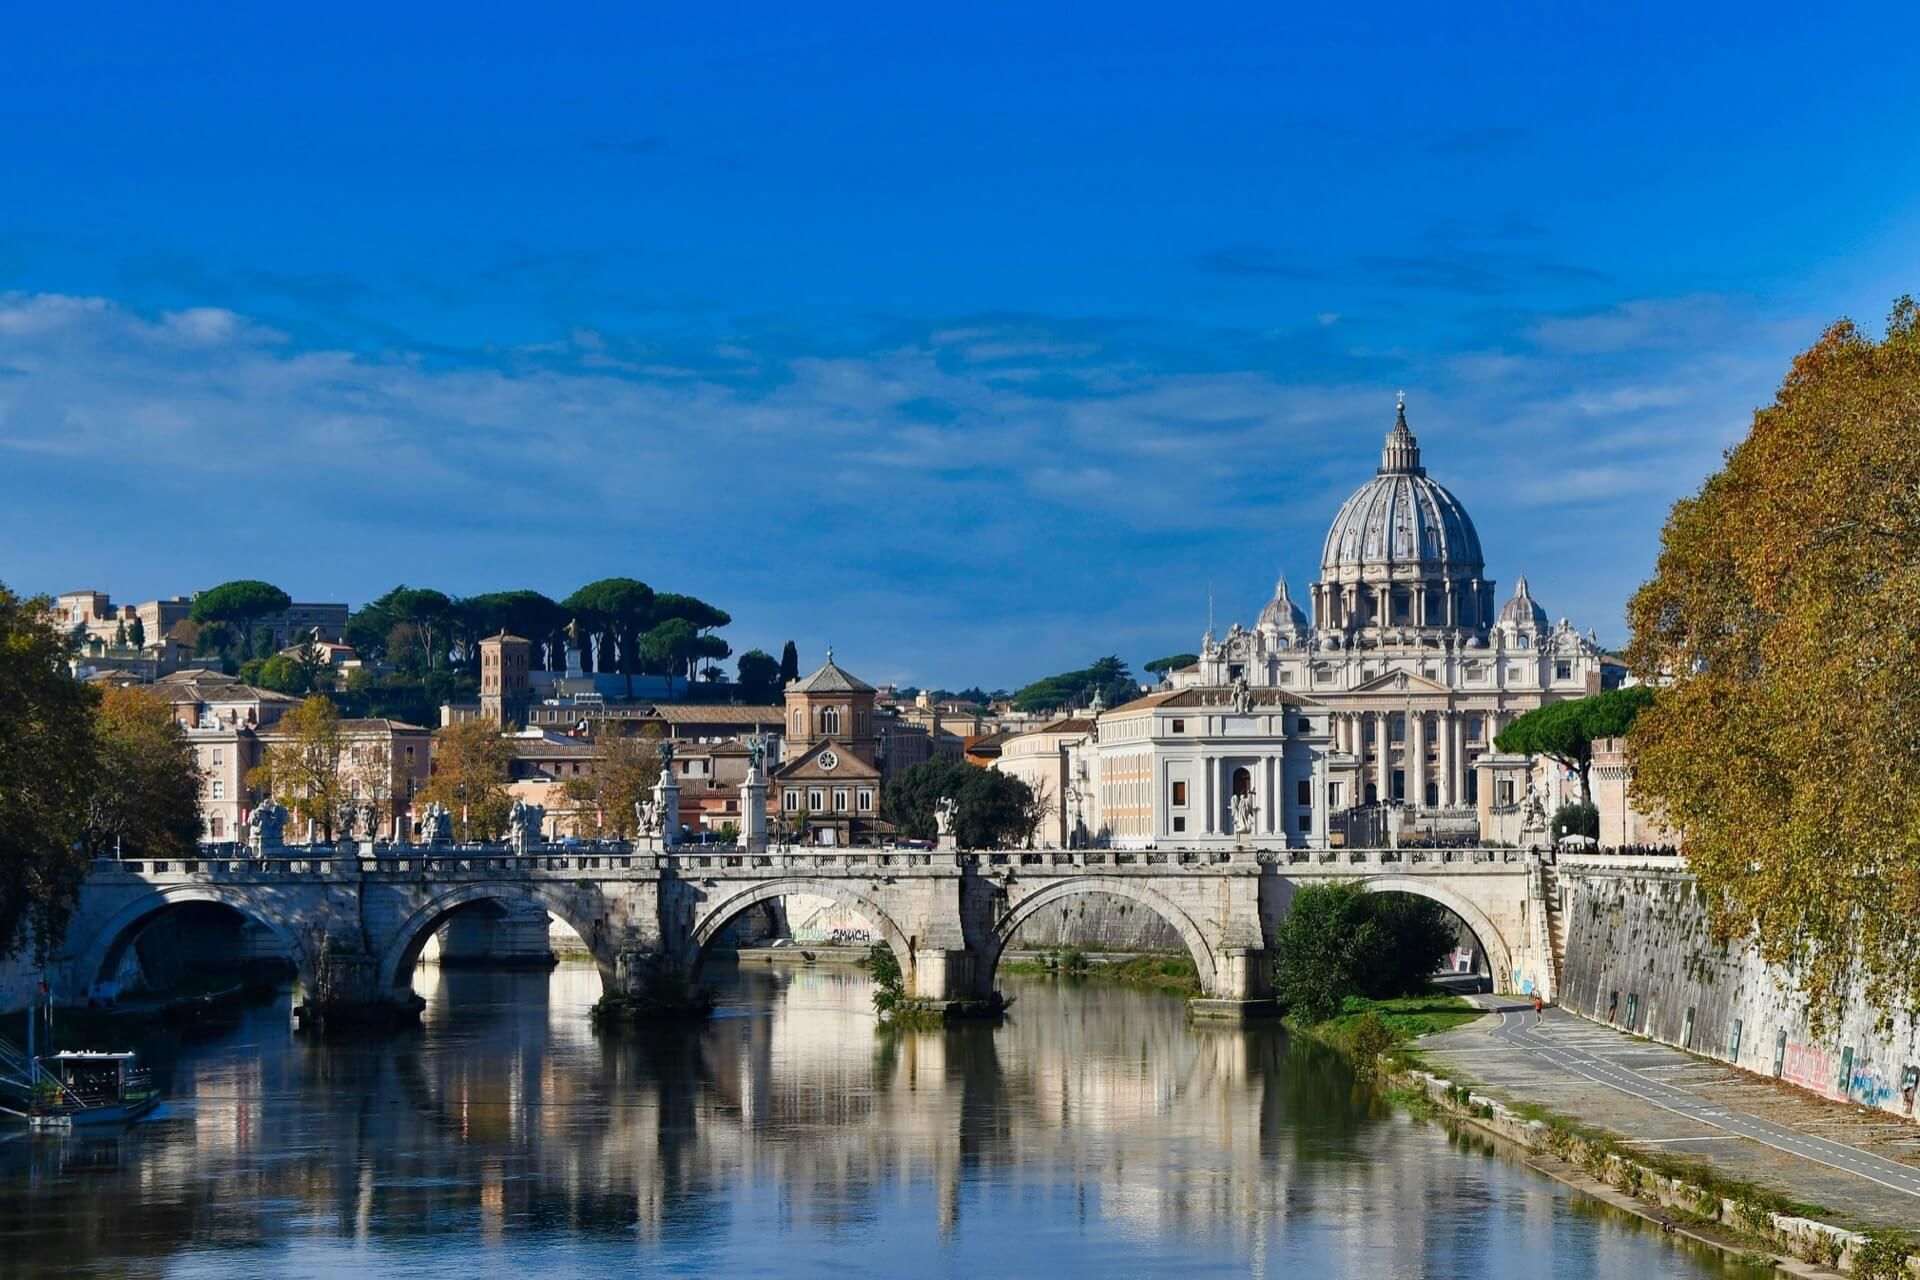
[0,287,1792,682]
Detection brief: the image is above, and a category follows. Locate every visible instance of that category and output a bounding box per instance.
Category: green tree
[653,593,731,634]
[1272,882,1460,1021]
[736,649,782,702]
[344,586,403,664]
[1010,656,1136,712]
[190,580,291,656]
[112,620,128,647]
[779,641,800,687]
[1493,686,1654,804]
[388,587,454,673]
[1624,298,1920,1026]
[1273,882,1381,1023]
[462,590,564,669]
[643,617,698,698]
[1144,653,1199,678]
[690,633,731,682]
[882,759,1034,848]
[0,584,99,958]
[127,615,145,649]
[250,653,311,696]
[1551,801,1600,842]
[563,578,656,691]
[84,686,203,860]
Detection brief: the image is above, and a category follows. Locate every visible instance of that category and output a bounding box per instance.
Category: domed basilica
[1090,397,1622,846]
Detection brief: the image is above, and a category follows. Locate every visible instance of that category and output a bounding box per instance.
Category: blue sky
[4,5,1919,687]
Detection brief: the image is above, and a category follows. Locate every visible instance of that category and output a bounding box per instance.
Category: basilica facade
[1062,400,1619,849]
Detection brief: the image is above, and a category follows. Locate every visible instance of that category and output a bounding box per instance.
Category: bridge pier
[295,946,424,1030]
[1187,947,1280,1022]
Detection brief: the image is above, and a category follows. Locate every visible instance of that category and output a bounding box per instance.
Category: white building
[1072,398,1619,849]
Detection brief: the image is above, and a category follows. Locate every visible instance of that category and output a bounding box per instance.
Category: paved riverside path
[1421,995,1920,1230]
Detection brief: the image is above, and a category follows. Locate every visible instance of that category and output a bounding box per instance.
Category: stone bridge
[56,844,1558,1021]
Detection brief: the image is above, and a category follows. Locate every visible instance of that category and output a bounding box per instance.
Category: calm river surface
[0,960,1762,1278]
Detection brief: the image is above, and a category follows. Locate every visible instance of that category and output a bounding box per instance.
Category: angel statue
[934,795,959,838]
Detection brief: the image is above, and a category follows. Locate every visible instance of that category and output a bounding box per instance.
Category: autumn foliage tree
[1625,297,1920,1027]
[561,731,661,838]
[422,718,514,842]
[85,687,204,860]
[250,695,350,841]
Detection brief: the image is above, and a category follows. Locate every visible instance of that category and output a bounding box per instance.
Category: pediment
[1350,670,1452,695]
[773,738,880,781]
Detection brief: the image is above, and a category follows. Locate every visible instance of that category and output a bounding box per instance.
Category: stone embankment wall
[1003,892,1184,952]
[1558,855,1920,1120]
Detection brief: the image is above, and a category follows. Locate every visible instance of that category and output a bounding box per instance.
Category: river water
[0,960,1762,1278]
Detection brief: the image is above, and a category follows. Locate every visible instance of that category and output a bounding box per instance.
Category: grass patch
[1295,991,1480,1051]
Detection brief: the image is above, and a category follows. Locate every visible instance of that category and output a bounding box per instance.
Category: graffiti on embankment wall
[1558,857,1920,1121]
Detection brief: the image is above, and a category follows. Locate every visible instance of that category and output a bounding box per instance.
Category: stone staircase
[1539,860,1567,994]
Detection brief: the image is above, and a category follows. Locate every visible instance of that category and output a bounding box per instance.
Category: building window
[1390,715,1405,742]
[405,745,415,763]
[1555,662,1572,680]
[1297,814,1311,833]
[1279,670,1293,685]
[211,781,225,800]
[793,711,804,735]
[1496,779,1515,807]
[1172,781,1188,806]
[1297,717,1311,732]
[1329,782,1343,808]
[210,817,223,838]
[1172,816,1186,833]
[857,788,873,812]
[783,789,801,812]
[1296,780,1310,807]
[808,788,825,811]
[212,747,223,766]
[1171,719,1185,734]
[820,707,841,735]
[1425,718,1438,743]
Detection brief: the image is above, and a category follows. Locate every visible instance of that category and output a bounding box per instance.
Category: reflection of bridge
[59,845,1557,1018]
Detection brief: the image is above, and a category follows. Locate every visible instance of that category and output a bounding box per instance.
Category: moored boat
[27,1052,160,1129]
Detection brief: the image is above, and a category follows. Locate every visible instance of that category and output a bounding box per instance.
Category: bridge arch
[71,883,310,994]
[980,876,1221,997]
[684,878,916,985]
[379,883,619,992]
[1355,874,1514,991]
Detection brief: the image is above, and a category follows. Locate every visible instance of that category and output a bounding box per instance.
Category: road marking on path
[1457,996,1920,1198]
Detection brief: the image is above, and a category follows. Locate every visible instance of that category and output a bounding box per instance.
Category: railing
[99,843,1537,882]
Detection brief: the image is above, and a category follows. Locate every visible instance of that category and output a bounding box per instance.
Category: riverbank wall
[1557,855,1920,1121]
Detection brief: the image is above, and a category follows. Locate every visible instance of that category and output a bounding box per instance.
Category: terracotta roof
[642,704,785,724]
[787,654,874,694]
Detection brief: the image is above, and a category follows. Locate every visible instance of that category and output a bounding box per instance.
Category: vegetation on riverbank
[860,943,945,1027]
[1000,950,1201,995]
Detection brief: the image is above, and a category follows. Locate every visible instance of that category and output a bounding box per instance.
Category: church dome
[1499,575,1549,630]
[1257,577,1308,631]
[1320,401,1484,580]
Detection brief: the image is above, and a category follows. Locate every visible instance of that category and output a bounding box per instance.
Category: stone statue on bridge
[934,796,958,837]
[247,800,288,855]
[636,799,661,838]
[420,802,453,845]
[508,799,546,854]
[1230,789,1259,837]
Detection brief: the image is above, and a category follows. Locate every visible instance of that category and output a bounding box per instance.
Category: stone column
[1374,712,1391,804]
[1408,710,1425,809]
[1436,712,1453,807]
[1451,715,1467,806]
[1202,755,1215,835]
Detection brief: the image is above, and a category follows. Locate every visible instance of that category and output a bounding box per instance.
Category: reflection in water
[0,961,1761,1277]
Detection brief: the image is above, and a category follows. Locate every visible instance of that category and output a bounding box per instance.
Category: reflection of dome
[1499,575,1549,630]
[1320,402,1484,579]
[1257,577,1308,631]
